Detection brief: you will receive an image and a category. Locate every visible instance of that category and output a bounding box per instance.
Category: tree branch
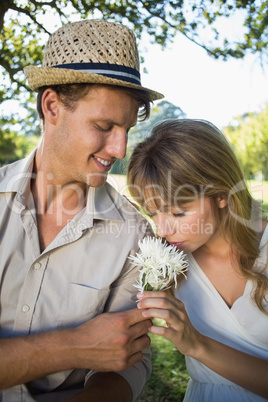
[0,56,30,91]
[8,3,51,34]
[0,0,13,32]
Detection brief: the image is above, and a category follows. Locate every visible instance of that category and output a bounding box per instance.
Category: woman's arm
[137,291,268,399]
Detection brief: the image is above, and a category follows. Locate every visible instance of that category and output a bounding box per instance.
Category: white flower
[129,236,188,292]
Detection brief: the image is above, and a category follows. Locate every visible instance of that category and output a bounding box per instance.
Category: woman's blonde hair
[127,119,268,314]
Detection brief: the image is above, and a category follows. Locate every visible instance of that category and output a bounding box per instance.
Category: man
[0,20,163,401]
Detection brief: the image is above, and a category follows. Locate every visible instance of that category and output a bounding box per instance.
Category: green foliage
[110,100,186,175]
[0,91,40,165]
[0,128,17,165]
[262,201,268,219]
[0,127,39,166]
[0,0,268,103]
[14,134,40,160]
[223,104,268,180]
[0,19,44,101]
[0,0,267,138]
[140,321,189,401]
[127,100,186,152]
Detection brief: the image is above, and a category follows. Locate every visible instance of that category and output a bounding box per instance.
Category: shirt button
[33,262,42,270]
[22,305,30,313]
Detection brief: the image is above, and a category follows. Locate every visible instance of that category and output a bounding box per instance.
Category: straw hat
[24,19,164,101]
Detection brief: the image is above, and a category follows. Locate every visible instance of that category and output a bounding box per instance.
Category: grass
[248,180,268,219]
[262,201,268,219]
[139,320,189,402]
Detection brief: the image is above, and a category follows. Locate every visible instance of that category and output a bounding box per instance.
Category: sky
[141,33,268,129]
[1,11,268,130]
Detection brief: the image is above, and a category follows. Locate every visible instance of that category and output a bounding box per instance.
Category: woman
[127,119,268,401]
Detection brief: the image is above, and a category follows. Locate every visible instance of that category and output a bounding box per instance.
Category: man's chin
[87,174,108,188]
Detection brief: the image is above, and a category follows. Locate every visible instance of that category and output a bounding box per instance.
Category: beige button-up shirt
[0,151,152,401]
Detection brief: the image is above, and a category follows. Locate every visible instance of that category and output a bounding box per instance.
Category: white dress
[175,226,268,402]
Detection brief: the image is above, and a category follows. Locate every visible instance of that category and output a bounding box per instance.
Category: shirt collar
[0,149,36,205]
[92,183,124,223]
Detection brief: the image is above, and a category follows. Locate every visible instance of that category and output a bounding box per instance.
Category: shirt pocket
[57,283,110,328]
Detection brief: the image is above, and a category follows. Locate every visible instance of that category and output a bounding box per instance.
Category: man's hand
[0,308,151,390]
[70,308,152,372]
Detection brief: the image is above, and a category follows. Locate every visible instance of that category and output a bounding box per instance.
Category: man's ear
[217,195,227,209]
[42,89,60,124]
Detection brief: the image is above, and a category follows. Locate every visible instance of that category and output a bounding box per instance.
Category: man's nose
[106,129,127,160]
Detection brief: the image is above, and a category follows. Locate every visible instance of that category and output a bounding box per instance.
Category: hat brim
[24,66,164,101]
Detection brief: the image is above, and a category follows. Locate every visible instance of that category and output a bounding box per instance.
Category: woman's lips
[169,242,185,248]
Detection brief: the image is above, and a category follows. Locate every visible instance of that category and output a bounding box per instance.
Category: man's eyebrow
[95,118,137,128]
[94,119,115,124]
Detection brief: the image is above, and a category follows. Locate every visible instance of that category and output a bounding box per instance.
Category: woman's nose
[154,214,176,237]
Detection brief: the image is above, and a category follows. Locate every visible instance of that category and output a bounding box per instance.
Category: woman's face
[146,196,221,254]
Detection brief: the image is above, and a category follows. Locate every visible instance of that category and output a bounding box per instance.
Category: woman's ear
[41,89,60,124]
[217,195,227,209]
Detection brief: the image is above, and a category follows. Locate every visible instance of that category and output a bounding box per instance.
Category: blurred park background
[1,1,268,400]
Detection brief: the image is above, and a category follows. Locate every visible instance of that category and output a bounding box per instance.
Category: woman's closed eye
[147,211,157,218]
[173,212,185,217]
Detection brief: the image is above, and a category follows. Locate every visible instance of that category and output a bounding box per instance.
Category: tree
[110,100,186,174]
[1,0,268,106]
[223,104,268,180]
[0,117,40,166]
[0,127,17,166]
[128,99,186,146]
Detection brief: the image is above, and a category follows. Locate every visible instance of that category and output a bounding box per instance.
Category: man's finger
[114,307,151,326]
[128,319,152,342]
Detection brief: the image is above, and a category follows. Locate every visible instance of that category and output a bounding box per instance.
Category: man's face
[48,85,139,188]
